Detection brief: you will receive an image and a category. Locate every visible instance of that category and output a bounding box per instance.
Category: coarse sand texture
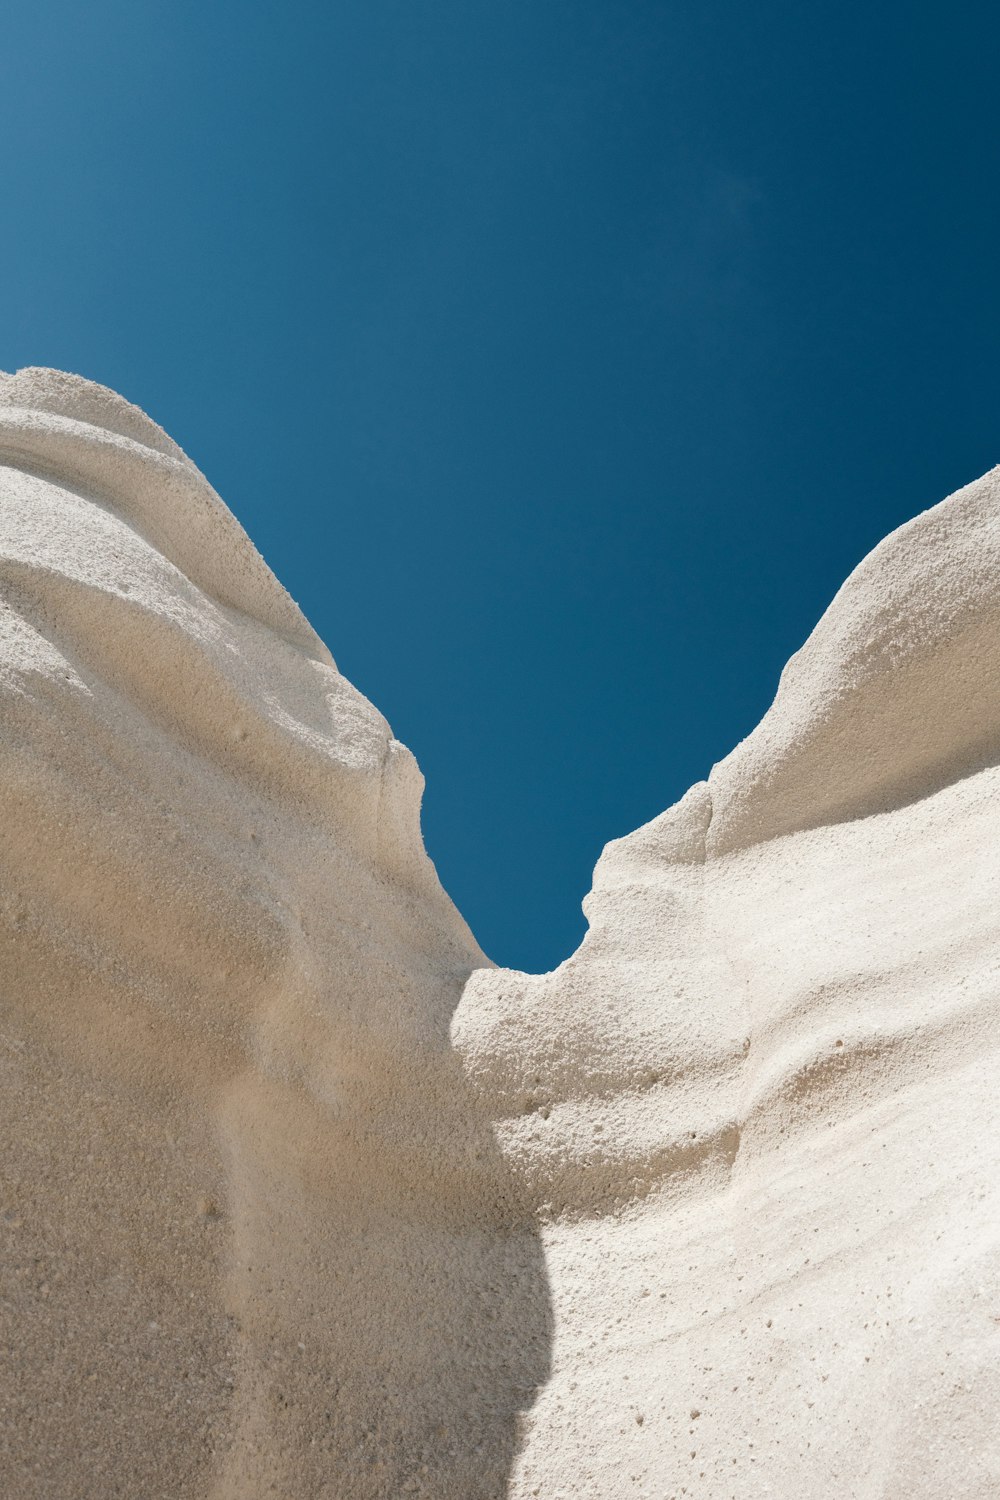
[1,368,998,1498]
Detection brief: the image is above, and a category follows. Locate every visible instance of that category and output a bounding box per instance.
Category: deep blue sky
[2,3,998,970]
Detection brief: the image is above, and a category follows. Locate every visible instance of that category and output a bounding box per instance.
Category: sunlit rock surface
[2,369,998,1497]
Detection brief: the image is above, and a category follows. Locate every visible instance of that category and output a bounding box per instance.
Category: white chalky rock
[1,368,998,1498]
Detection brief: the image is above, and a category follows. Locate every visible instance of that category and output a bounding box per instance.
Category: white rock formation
[1,368,998,1499]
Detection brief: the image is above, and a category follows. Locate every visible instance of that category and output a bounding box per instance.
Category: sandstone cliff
[1,369,997,1497]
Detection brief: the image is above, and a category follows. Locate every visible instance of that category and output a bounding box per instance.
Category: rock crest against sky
[2,370,998,1496]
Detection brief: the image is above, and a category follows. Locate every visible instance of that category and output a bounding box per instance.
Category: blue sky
[3,1,998,970]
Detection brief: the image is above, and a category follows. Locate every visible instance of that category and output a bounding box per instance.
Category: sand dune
[2,369,997,1497]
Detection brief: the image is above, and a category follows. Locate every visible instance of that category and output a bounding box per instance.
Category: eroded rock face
[2,369,998,1498]
[0,369,549,1500]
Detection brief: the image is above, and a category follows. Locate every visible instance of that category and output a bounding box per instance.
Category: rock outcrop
[2,369,997,1498]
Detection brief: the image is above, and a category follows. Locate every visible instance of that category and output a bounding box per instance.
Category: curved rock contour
[1,369,997,1498]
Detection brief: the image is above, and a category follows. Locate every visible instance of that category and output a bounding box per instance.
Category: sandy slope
[1,369,998,1497]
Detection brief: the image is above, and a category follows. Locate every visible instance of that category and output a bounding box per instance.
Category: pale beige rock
[1,369,997,1498]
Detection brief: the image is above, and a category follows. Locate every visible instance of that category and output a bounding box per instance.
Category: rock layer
[1,369,998,1498]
